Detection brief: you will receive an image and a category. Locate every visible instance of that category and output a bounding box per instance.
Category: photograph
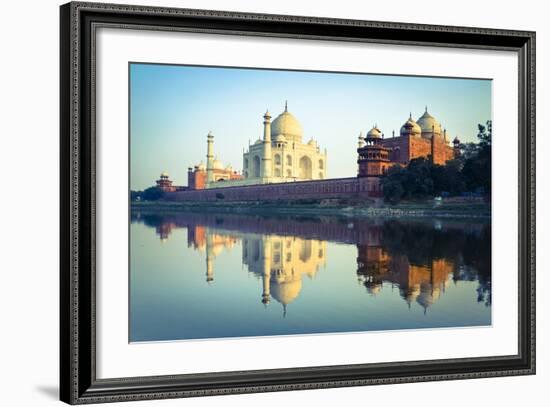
[129,63,493,342]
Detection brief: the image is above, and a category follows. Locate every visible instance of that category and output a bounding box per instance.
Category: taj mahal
[184,101,327,190]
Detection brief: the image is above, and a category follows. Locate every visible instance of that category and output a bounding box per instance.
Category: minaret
[261,110,272,180]
[206,131,215,184]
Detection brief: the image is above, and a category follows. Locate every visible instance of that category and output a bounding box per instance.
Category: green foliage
[461,121,492,194]
[381,120,491,203]
[130,190,142,201]
[142,186,165,201]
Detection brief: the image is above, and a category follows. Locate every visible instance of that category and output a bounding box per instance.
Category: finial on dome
[425,105,428,112]
[284,100,288,112]
[409,112,412,119]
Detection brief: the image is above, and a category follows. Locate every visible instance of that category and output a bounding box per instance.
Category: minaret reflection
[186,225,238,283]
[243,235,326,315]
[356,224,454,311]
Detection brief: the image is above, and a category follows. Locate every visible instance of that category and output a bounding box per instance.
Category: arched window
[319,172,324,179]
[274,168,281,177]
[274,154,281,165]
[244,158,248,168]
[286,169,292,177]
[318,159,324,169]
[299,156,312,179]
[253,156,261,178]
[286,155,292,166]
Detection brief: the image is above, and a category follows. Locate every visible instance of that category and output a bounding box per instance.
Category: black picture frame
[60,1,536,404]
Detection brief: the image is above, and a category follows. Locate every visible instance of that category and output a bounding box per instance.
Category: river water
[130,211,491,342]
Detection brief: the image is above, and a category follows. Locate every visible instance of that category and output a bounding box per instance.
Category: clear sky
[130,63,491,190]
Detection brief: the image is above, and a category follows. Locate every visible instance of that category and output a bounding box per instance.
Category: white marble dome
[271,105,303,142]
[417,108,442,137]
[366,126,382,139]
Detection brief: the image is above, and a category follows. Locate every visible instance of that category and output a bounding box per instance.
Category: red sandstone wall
[409,138,432,162]
[188,170,206,190]
[380,137,410,165]
[195,171,206,189]
[382,136,454,165]
[166,177,372,202]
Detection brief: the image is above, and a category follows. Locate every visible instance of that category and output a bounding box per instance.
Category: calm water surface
[130,211,491,342]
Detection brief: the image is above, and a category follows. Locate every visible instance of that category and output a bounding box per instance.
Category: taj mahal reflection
[242,236,326,314]
[132,212,491,318]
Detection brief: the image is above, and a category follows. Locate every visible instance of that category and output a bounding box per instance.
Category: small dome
[366,125,382,139]
[271,103,303,142]
[401,285,421,304]
[417,285,441,309]
[212,159,224,170]
[400,115,422,137]
[197,161,206,171]
[366,283,382,295]
[160,171,169,178]
[417,107,442,137]
[453,136,461,144]
[274,134,287,143]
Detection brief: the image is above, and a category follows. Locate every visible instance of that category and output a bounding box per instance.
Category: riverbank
[131,199,491,219]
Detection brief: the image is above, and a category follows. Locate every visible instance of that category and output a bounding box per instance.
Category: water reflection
[130,211,491,341]
[243,236,326,315]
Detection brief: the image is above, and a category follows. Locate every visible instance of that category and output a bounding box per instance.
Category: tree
[381,121,491,203]
[381,166,406,203]
[142,186,165,201]
[130,190,143,201]
[461,120,492,194]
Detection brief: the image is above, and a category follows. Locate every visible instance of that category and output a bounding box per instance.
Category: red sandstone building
[155,172,177,192]
[357,108,461,196]
[187,160,243,190]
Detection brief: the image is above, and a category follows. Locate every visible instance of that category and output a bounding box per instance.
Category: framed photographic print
[60,1,536,404]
